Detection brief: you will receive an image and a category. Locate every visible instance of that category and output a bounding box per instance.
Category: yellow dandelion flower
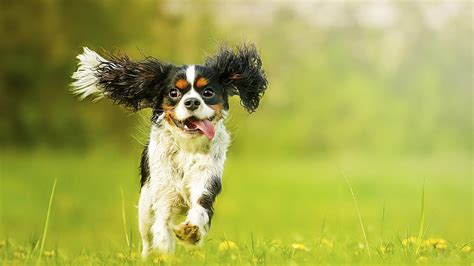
[421,240,430,248]
[116,252,126,260]
[0,240,5,248]
[321,238,334,248]
[416,256,428,263]
[44,250,55,257]
[420,238,447,250]
[13,251,26,260]
[461,245,472,253]
[435,242,447,250]
[192,250,206,259]
[379,243,393,254]
[270,239,282,246]
[402,236,417,246]
[291,243,309,251]
[426,238,446,246]
[429,238,445,245]
[127,251,139,261]
[152,254,168,264]
[218,240,237,251]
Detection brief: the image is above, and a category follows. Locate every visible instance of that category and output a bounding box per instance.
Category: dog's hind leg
[150,198,175,253]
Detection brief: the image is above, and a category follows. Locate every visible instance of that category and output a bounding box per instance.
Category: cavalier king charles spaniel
[71,43,267,257]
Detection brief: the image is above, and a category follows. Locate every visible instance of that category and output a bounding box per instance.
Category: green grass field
[1,149,472,264]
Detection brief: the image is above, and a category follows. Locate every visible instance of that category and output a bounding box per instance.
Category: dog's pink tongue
[189,119,215,140]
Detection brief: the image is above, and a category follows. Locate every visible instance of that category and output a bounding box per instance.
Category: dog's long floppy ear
[71,47,173,110]
[205,43,268,113]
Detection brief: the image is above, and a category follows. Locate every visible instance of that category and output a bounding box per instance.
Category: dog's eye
[169,89,181,99]
[202,88,215,98]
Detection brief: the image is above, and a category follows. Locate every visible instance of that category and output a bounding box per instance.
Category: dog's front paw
[174,222,201,244]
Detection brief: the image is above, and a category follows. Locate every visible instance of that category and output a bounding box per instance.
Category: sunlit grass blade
[381,200,385,238]
[38,178,57,259]
[120,187,130,249]
[415,179,426,255]
[340,169,372,261]
[320,216,326,240]
[458,240,474,252]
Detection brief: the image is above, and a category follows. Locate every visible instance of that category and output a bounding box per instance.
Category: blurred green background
[1,0,472,255]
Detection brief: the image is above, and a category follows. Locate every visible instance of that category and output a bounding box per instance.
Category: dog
[71,43,267,257]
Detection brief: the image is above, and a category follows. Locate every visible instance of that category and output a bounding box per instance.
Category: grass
[37,178,57,260]
[341,169,371,261]
[120,187,131,250]
[415,179,426,255]
[1,233,472,264]
[0,149,472,264]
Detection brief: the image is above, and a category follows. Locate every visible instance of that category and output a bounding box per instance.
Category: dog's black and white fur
[71,44,267,257]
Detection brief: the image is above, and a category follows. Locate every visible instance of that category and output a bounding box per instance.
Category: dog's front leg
[175,175,222,245]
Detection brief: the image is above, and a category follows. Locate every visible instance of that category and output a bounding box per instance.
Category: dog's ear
[71,47,174,111]
[205,43,268,113]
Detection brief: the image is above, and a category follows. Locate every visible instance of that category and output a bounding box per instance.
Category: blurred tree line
[1,0,472,155]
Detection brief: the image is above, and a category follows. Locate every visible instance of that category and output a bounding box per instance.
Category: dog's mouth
[171,115,216,140]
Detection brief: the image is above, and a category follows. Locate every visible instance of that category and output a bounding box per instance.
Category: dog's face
[161,65,228,139]
[72,44,267,140]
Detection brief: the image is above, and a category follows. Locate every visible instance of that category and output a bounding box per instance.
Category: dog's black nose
[184,98,201,111]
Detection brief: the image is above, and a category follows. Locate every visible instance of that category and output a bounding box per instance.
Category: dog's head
[71,44,267,140]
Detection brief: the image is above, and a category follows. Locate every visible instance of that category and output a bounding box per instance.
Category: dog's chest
[169,150,212,184]
[147,122,229,206]
[148,137,213,196]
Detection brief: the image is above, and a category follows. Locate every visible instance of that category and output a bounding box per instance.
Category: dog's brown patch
[210,103,224,120]
[175,79,189,90]
[195,77,209,88]
[161,104,176,125]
